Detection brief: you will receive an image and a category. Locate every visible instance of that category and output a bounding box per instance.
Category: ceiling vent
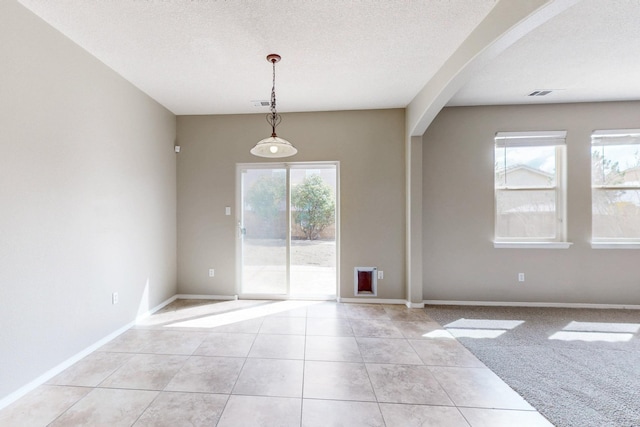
[252,100,271,107]
[528,90,553,97]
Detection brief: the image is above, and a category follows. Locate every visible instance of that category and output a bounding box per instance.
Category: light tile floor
[0,300,554,426]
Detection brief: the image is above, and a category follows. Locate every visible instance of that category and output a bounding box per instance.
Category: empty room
[1,0,639,426]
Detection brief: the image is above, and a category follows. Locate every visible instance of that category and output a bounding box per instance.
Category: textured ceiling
[449,0,640,106]
[15,0,640,115]
[16,0,497,115]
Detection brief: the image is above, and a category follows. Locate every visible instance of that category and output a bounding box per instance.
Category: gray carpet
[426,305,640,427]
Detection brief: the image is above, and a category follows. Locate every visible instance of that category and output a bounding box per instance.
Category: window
[494,131,567,246]
[591,129,640,245]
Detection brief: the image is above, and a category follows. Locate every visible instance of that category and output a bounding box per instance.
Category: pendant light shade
[251,135,297,157]
[251,54,297,158]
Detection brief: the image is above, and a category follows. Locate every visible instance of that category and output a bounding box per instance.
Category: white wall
[0,1,177,401]
[422,102,640,305]
[177,110,406,300]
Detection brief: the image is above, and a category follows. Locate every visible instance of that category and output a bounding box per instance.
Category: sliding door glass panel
[289,166,337,297]
[240,167,287,295]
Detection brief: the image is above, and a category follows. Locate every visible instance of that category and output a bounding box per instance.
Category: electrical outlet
[209,269,215,277]
[518,273,525,282]
[112,292,119,304]
[377,270,384,280]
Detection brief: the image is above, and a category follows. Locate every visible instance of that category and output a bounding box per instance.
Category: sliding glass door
[238,166,288,295]
[237,163,338,298]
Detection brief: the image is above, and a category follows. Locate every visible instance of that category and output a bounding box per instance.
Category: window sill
[591,242,640,249]
[493,242,573,249]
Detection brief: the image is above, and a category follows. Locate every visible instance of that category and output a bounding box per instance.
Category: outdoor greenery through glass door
[239,164,337,297]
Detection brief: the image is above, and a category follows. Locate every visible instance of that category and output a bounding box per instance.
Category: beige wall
[0,1,177,401]
[422,102,640,304]
[177,109,405,299]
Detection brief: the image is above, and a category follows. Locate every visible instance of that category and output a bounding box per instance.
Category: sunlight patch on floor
[439,318,524,339]
[421,329,456,339]
[549,331,634,342]
[447,328,506,339]
[137,300,268,326]
[165,300,321,329]
[548,320,639,342]
[563,321,640,334]
[444,319,524,330]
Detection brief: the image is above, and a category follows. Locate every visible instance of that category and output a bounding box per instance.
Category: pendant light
[250,54,297,158]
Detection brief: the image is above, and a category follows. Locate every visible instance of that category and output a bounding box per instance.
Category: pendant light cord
[271,59,276,119]
[267,57,281,137]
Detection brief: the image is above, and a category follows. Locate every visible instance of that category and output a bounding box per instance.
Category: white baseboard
[177,294,424,308]
[423,300,640,310]
[175,294,238,301]
[337,298,424,308]
[136,294,178,321]
[405,301,425,309]
[0,321,134,411]
[0,294,178,411]
[338,297,407,305]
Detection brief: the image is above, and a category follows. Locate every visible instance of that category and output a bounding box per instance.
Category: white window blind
[495,131,567,148]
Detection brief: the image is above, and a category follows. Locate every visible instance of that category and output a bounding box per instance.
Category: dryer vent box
[354,267,377,297]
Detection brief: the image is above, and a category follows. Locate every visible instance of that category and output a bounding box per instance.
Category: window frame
[591,129,640,247]
[493,131,568,246]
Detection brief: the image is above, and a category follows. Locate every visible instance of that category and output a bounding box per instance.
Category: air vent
[528,90,552,97]
[251,100,271,107]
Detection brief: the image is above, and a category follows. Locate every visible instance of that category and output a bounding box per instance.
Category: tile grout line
[361,360,387,426]
[299,314,307,427]
[211,330,256,427]
[416,314,475,426]
[43,385,90,427]
[128,389,162,427]
[351,312,389,426]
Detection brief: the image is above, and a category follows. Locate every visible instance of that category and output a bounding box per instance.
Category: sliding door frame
[235,161,340,300]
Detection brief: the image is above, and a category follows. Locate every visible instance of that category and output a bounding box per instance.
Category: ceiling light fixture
[250,54,297,158]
